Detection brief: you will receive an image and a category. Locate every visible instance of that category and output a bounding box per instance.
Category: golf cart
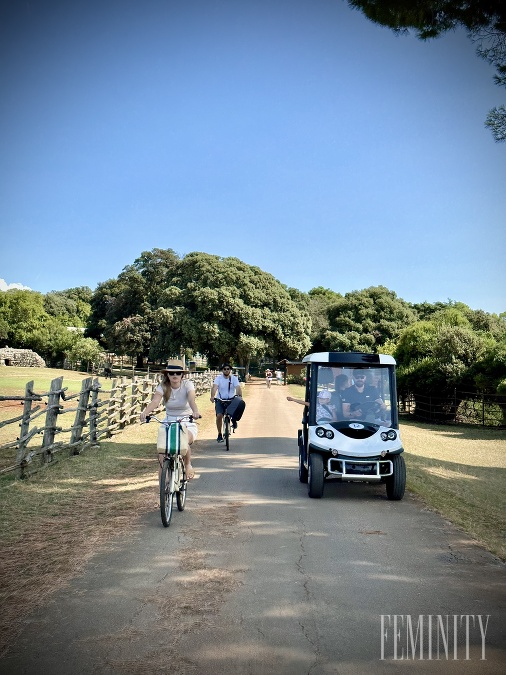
[297,352,406,500]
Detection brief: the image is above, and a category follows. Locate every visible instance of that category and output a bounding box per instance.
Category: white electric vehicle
[297,352,406,500]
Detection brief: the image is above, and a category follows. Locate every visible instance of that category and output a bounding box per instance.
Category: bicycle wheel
[224,415,230,451]
[176,457,187,511]
[160,458,175,527]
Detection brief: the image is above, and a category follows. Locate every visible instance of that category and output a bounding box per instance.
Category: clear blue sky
[1,0,505,314]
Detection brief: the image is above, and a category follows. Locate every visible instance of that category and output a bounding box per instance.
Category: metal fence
[398,390,506,427]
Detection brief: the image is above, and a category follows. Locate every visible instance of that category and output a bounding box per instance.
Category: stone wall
[0,347,46,367]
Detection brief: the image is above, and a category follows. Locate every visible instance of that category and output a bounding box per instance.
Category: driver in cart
[342,369,386,419]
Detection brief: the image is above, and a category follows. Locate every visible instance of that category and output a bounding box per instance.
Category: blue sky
[1,0,505,314]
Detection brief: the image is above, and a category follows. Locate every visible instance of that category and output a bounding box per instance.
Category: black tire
[308,452,325,498]
[386,454,406,500]
[160,459,174,527]
[176,457,187,511]
[224,415,230,451]
[298,438,308,484]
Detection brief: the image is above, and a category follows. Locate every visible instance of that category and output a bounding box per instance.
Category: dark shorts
[215,399,233,415]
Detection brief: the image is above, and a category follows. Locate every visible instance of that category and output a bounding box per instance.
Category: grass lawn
[0,366,94,395]
[400,419,506,560]
[0,367,119,466]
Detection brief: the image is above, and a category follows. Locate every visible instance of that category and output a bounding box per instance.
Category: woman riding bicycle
[140,360,201,479]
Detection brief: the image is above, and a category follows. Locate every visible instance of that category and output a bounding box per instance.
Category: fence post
[108,378,118,435]
[89,378,100,444]
[119,377,127,429]
[42,376,63,463]
[16,380,35,478]
[71,377,93,450]
[131,377,140,425]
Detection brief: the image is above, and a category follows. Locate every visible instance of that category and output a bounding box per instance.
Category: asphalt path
[2,381,505,674]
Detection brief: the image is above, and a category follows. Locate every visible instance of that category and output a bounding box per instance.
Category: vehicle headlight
[381,430,397,441]
[325,429,334,439]
[316,427,325,438]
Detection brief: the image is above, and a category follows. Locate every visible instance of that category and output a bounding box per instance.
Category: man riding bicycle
[210,362,243,443]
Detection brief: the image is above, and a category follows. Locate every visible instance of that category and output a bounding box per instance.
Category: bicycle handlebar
[143,414,199,424]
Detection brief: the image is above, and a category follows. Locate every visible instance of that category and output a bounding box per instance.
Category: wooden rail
[0,370,218,478]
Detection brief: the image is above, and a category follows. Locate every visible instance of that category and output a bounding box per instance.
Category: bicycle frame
[144,414,191,527]
[214,397,236,451]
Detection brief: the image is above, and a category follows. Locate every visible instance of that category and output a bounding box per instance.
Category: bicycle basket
[157,423,189,456]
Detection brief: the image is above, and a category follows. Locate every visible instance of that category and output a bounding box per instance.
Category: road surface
[1,381,505,674]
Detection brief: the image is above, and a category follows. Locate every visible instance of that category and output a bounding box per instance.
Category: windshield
[314,365,393,427]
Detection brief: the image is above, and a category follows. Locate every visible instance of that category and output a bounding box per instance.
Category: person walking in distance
[211,362,243,443]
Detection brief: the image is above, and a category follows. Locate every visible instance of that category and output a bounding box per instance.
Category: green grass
[400,419,506,559]
[0,367,121,466]
[0,366,93,395]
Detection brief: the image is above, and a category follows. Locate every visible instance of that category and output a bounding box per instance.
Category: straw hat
[160,359,190,374]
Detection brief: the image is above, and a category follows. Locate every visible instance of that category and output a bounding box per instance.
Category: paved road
[2,382,505,674]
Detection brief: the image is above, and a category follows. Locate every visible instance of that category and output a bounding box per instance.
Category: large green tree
[86,249,179,346]
[394,305,506,420]
[150,252,311,370]
[306,287,343,352]
[348,0,506,141]
[44,286,92,327]
[0,289,84,365]
[322,285,417,352]
[87,250,311,372]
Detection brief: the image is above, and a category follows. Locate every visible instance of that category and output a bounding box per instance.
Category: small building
[0,347,46,367]
[277,359,304,384]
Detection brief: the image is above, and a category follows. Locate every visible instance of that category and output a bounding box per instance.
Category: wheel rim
[160,461,174,526]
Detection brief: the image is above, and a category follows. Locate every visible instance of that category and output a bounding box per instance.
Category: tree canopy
[321,285,417,352]
[0,287,99,366]
[348,0,506,141]
[395,305,506,397]
[150,252,312,367]
[88,250,311,369]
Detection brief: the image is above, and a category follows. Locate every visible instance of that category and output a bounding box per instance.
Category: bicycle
[144,414,192,527]
[214,397,237,452]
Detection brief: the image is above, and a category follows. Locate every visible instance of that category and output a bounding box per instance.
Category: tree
[394,307,505,420]
[348,0,506,141]
[105,314,153,367]
[323,285,417,352]
[0,289,48,348]
[44,286,92,327]
[86,249,179,347]
[150,252,311,370]
[306,287,343,352]
[66,337,104,372]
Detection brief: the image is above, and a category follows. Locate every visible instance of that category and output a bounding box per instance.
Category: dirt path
[1,381,505,674]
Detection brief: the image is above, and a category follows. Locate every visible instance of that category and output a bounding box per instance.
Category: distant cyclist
[210,362,242,443]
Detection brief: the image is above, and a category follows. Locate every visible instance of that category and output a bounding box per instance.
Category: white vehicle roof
[302,352,396,366]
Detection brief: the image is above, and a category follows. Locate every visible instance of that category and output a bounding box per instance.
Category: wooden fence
[0,371,218,478]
